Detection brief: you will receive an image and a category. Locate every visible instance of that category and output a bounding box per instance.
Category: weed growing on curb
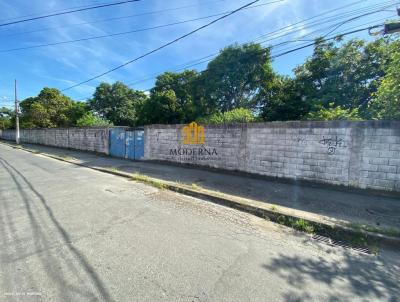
[276,215,315,234]
[131,173,166,190]
[191,183,202,190]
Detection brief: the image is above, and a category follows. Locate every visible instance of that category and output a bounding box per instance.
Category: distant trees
[305,103,362,121]
[76,112,113,127]
[0,107,12,130]
[259,76,309,121]
[260,37,399,121]
[369,44,400,120]
[197,108,256,124]
[89,81,147,126]
[19,88,87,128]
[139,70,198,124]
[199,43,275,112]
[6,36,398,130]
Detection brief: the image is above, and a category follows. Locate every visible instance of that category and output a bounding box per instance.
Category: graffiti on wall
[319,136,347,155]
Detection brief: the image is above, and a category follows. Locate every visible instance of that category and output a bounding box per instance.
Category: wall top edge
[145,120,400,129]
[2,120,400,132]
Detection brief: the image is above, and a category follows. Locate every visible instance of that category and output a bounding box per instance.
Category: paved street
[0,143,399,302]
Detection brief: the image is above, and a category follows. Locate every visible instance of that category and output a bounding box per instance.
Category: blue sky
[0,0,398,107]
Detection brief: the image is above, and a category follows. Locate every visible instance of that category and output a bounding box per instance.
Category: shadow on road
[262,250,400,301]
[0,156,112,301]
[13,142,400,230]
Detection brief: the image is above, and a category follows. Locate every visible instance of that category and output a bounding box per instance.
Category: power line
[122,4,396,87]
[115,16,392,95]
[268,14,396,52]
[0,0,141,28]
[253,0,398,43]
[74,17,389,101]
[132,21,388,93]
[271,24,384,59]
[0,1,283,53]
[1,0,227,37]
[0,0,112,23]
[75,3,394,99]
[61,0,266,92]
[320,3,396,38]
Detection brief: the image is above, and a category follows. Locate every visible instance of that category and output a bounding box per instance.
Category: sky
[0,0,398,108]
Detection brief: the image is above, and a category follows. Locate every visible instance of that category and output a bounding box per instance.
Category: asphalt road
[0,144,399,302]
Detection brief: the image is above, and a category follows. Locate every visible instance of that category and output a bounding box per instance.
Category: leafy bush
[305,103,362,121]
[198,108,256,124]
[370,50,400,120]
[76,113,113,127]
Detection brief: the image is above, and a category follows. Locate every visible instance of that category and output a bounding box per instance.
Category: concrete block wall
[144,121,400,192]
[0,127,110,154]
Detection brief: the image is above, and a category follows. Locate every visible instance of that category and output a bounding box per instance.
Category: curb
[2,141,400,250]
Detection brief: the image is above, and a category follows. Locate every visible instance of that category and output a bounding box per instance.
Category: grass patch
[191,183,203,190]
[131,173,166,190]
[58,155,74,160]
[348,223,400,238]
[276,215,315,234]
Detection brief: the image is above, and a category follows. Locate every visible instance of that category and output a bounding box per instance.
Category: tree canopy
[0,107,12,130]
[139,70,199,124]
[199,43,275,112]
[89,81,147,126]
[369,42,400,120]
[19,88,86,128]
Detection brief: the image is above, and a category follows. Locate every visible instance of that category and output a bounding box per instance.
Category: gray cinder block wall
[144,121,400,192]
[0,127,109,154]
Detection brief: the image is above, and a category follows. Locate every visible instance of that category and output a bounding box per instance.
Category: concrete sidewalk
[3,141,400,234]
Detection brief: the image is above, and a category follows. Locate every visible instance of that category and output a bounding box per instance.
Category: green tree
[197,108,256,124]
[293,37,396,118]
[89,81,147,126]
[370,49,400,119]
[19,88,85,128]
[259,76,310,121]
[305,103,362,121]
[139,70,199,124]
[76,112,113,127]
[0,107,12,129]
[199,43,275,112]
[140,90,180,124]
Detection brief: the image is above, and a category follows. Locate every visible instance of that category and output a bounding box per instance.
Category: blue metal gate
[125,131,135,160]
[109,128,126,158]
[133,130,144,159]
[109,128,144,160]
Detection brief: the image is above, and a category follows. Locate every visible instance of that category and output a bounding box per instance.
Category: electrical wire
[74,16,388,101]
[0,1,284,53]
[0,0,227,36]
[0,0,113,23]
[61,0,265,92]
[253,0,398,43]
[0,0,141,28]
[132,21,388,93]
[122,5,396,87]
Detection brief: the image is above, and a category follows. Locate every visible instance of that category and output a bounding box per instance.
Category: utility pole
[14,79,20,144]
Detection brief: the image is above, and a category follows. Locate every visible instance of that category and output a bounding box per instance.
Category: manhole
[311,234,372,254]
